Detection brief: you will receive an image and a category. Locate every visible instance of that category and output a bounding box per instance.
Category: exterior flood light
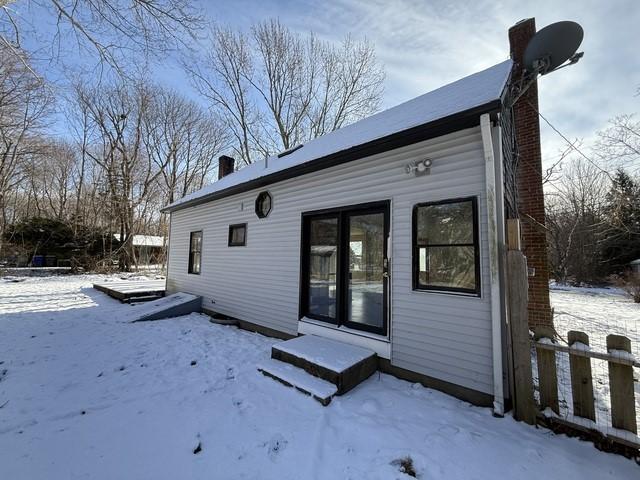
[405,158,433,176]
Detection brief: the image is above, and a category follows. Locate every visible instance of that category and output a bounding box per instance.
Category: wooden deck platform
[93,279,166,303]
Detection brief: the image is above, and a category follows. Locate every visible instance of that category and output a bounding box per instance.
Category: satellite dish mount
[508,21,584,107]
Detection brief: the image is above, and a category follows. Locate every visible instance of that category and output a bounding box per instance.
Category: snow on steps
[126,292,202,322]
[258,360,338,406]
[262,335,378,404]
[272,335,376,374]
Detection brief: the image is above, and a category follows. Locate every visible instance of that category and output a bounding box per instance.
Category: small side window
[188,231,202,274]
[228,223,247,247]
[412,197,480,295]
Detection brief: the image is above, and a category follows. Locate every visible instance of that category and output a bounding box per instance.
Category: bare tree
[185,26,258,165]
[0,47,51,257]
[597,114,640,175]
[65,86,95,233]
[187,20,385,164]
[76,79,167,269]
[1,0,204,76]
[545,159,608,284]
[308,35,384,138]
[0,77,229,270]
[142,87,228,205]
[22,140,76,220]
[251,19,316,152]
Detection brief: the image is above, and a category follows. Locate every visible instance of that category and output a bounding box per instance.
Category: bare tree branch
[186,20,385,164]
[1,0,204,77]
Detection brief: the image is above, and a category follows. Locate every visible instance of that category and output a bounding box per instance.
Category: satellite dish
[523,21,584,75]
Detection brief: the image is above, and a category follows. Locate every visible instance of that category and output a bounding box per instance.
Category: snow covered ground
[0,275,637,479]
[548,285,640,441]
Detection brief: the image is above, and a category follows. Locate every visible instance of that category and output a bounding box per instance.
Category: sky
[197,0,638,167]
[15,0,640,168]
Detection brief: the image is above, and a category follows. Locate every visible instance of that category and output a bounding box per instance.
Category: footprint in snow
[231,396,253,413]
[193,441,202,455]
[437,424,460,436]
[192,433,202,454]
[361,399,380,414]
[266,434,287,461]
[525,447,543,460]
[226,367,236,380]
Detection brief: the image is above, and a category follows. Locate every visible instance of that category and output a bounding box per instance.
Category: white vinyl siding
[167,126,496,395]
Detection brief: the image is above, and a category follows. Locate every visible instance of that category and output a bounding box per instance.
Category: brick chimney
[508,18,552,327]
[218,155,235,180]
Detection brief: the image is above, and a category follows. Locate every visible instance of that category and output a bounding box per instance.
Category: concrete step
[271,335,377,395]
[258,359,337,406]
[127,292,202,322]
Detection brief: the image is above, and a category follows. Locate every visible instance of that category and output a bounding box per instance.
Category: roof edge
[162,99,502,214]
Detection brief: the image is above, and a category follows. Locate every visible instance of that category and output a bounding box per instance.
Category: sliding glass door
[301,201,389,336]
[306,216,339,322]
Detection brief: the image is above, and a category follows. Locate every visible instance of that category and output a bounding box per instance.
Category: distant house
[160,19,552,413]
[113,234,165,266]
[631,259,640,276]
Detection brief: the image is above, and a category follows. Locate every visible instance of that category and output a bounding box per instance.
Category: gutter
[480,113,505,417]
[162,100,502,214]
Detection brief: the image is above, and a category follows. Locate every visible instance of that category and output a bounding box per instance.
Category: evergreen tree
[601,169,640,273]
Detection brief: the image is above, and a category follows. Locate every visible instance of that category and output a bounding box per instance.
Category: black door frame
[299,200,390,336]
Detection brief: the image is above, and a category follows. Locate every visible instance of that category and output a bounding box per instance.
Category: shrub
[612,272,640,303]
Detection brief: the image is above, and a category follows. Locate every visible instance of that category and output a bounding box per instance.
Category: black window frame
[228,223,247,247]
[412,197,480,296]
[255,191,273,219]
[188,230,202,275]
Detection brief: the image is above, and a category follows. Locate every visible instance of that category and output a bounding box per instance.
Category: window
[228,223,247,246]
[255,191,272,218]
[188,231,202,274]
[413,197,480,295]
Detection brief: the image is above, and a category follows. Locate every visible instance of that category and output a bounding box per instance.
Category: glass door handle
[382,271,389,278]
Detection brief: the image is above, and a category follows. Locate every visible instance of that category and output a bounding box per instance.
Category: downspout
[480,113,505,417]
[165,213,172,292]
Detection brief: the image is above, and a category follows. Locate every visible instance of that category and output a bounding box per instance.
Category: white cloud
[210,0,639,166]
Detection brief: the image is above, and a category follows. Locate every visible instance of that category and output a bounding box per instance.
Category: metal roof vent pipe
[218,155,235,180]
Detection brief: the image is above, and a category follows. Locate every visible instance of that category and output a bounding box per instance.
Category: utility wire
[524,98,615,182]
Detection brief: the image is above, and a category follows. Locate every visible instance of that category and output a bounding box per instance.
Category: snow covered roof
[630,259,640,265]
[113,234,165,247]
[164,59,513,213]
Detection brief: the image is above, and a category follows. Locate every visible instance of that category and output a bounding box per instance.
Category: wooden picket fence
[533,333,639,448]
[506,219,639,454]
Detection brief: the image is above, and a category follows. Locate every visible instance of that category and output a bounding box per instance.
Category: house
[631,259,640,276]
[113,234,166,266]
[161,19,552,412]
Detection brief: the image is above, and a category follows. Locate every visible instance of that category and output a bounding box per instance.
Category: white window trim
[298,317,391,359]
